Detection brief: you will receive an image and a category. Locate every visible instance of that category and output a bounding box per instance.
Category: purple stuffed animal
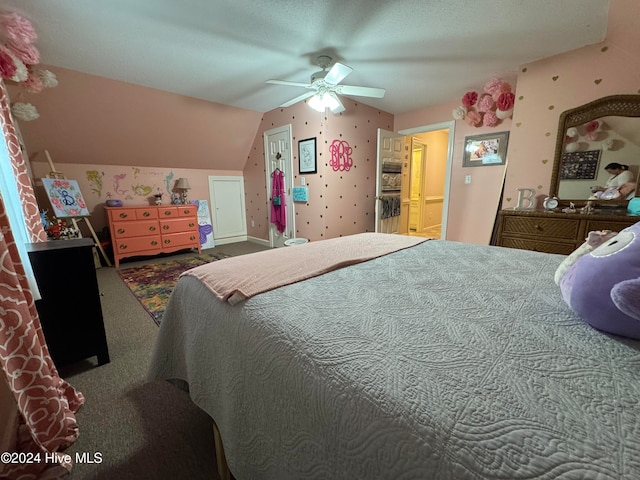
[559,221,640,339]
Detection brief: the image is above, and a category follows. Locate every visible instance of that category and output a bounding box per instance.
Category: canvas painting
[190,199,215,249]
[41,178,90,218]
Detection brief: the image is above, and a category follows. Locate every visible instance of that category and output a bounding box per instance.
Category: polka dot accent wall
[243,99,393,242]
[503,3,640,208]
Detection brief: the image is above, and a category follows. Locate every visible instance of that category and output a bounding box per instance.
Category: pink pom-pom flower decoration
[483,111,499,127]
[23,71,43,93]
[483,77,504,96]
[586,131,599,142]
[491,82,512,102]
[4,47,27,82]
[455,77,515,128]
[7,40,39,65]
[476,94,495,113]
[465,110,483,127]
[461,91,478,107]
[585,120,600,133]
[0,11,37,46]
[0,46,16,79]
[496,91,515,112]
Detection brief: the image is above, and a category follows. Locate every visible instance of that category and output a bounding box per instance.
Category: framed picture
[462,131,509,167]
[298,137,317,174]
[559,150,601,180]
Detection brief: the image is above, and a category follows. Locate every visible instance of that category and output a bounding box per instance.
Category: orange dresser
[105,205,201,267]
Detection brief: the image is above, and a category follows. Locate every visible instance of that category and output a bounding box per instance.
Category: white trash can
[284,238,309,246]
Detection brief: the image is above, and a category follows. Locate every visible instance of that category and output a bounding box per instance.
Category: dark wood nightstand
[26,238,110,368]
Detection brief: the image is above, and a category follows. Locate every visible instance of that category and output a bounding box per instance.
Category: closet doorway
[399,121,454,239]
[406,134,447,237]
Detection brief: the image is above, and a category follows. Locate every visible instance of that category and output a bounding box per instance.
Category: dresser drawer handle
[183,209,190,214]
[117,228,125,234]
[164,239,171,244]
[163,225,170,230]
[189,222,195,227]
[119,244,128,250]
[190,236,196,241]
[143,211,150,217]
[534,224,542,231]
[149,226,156,231]
[119,212,128,219]
[151,240,158,246]
[164,210,172,216]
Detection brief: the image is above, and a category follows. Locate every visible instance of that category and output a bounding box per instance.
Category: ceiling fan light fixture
[308,93,326,112]
[308,92,342,113]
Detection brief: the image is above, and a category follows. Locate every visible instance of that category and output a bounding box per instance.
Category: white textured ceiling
[4,0,609,114]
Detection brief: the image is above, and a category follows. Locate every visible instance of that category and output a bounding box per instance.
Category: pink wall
[10,0,639,246]
[9,66,262,170]
[243,99,394,242]
[30,161,240,234]
[395,86,514,244]
[503,0,640,207]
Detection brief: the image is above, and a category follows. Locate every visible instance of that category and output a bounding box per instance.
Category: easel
[43,150,112,267]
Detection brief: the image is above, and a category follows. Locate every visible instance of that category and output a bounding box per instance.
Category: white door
[264,125,294,247]
[209,176,247,244]
[375,128,405,233]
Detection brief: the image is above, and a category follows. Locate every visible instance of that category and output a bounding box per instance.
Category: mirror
[550,94,640,207]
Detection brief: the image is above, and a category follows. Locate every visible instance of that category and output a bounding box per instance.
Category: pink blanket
[183,233,429,305]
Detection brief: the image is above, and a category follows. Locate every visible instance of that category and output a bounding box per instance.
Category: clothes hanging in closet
[270,169,286,233]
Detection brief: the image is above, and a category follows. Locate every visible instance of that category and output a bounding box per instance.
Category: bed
[148,233,640,480]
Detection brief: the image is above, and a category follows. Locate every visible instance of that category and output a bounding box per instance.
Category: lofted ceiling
[3,0,609,115]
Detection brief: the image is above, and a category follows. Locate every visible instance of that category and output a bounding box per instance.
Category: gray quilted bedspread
[148,239,640,480]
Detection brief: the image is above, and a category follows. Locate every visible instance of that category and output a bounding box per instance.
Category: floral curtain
[0,80,84,480]
[0,80,45,242]
[0,196,84,479]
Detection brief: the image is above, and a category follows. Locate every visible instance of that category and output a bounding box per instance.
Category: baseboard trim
[247,236,270,247]
[213,235,247,245]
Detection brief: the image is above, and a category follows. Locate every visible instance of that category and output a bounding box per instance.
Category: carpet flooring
[117,253,229,325]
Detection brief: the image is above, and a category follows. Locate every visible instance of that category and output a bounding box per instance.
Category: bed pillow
[559,222,640,339]
[554,230,617,285]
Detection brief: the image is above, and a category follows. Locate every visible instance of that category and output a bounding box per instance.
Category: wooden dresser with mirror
[494,94,640,253]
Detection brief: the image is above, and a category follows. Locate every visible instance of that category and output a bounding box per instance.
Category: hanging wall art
[329,139,352,172]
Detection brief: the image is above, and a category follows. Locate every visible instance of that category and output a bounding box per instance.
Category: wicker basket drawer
[584,218,638,234]
[502,216,580,240]
[500,237,575,255]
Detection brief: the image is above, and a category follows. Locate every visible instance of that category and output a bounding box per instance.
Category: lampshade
[308,92,343,113]
[175,178,191,190]
[308,94,326,112]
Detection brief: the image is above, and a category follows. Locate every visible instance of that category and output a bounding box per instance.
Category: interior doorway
[399,121,454,239]
[263,125,295,247]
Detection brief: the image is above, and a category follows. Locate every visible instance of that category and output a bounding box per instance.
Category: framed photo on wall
[462,131,509,167]
[298,137,317,174]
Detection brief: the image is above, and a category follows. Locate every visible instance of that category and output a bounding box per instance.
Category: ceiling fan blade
[335,85,386,98]
[266,79,311,88]
[280,91,316,108]
[324,62,353,85]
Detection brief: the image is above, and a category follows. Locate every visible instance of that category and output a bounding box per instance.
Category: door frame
[208,175,247,245]
[409,138,427,233]
[263,125,295,247]
[399,120,455,239]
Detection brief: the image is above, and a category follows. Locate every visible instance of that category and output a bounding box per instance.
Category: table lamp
[174,178,191,204]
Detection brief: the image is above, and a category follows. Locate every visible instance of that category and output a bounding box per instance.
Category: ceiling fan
[266,55,386,113]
